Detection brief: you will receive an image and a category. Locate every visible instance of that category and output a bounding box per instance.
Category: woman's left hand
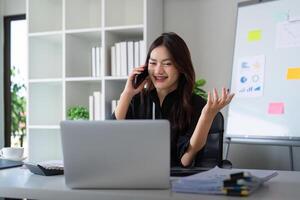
[202,87,234,116]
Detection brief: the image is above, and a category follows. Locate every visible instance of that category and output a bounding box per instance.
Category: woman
[112,32,234,167]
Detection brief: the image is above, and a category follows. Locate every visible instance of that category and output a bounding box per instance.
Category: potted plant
[193,78,207,100]
[11,66,26,147]
[67,106,89,120]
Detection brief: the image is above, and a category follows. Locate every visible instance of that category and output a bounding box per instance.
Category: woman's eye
[149,62,156,65]
[163,63,172,66]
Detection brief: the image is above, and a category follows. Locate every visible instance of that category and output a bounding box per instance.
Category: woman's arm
[114,92,134,119]
[114,65,148,119]
[181,88,234,167]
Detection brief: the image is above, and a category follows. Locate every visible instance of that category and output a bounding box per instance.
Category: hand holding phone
[132,66,148,89]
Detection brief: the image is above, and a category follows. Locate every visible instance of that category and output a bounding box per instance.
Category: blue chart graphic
[241,62,250,69]
[254,86,261,91]
[240,76,247,83]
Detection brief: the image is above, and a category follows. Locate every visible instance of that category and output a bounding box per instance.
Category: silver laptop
[60,120,170,189]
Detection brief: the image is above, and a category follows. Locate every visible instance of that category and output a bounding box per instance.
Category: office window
[4,14,27,147]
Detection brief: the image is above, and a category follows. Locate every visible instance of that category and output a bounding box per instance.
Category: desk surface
[0,167,300,200]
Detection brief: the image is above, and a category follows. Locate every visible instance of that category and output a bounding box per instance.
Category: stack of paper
[172,166,278,196]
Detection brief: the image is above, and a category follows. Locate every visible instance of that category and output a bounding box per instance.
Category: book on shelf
[89,91,102,120]
[111,100,120,114]
[96,46,101,77]
[115,42,121,77]
[111,46,116,77]
[139,40,145,65]
[120,41,128,77]
[127,41,134,75]
[134,41,140,68]
[100,46,104,77]
[93,91,102,120]
[92,46,96,77]
[91,45,103,77]
[89,96,94,120]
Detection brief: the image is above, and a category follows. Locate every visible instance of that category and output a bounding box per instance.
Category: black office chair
[194,112,232,169]
[171,112,232,176]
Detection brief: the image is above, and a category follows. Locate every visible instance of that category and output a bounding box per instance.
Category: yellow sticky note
[286,67,300,80]
[248,30,262,42]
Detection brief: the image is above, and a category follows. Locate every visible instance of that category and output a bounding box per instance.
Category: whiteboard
[226,0,300,139]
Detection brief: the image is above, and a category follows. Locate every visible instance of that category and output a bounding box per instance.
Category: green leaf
[193,78,207,100]
[67,106,89,120]
[195,79,206,87]
[10,66,27,140]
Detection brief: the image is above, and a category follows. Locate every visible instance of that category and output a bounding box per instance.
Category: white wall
[164,0,236,91]
[163,0,299,171]
[2,0,26,16]
[0,0,26,148]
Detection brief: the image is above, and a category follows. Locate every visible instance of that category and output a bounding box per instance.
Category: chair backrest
[195,112,224,168]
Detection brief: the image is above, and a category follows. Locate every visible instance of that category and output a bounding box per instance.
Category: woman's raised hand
[202,87,234,116]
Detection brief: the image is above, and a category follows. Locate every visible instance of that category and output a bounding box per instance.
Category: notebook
[0,159,23,169]
[60,120,170,189]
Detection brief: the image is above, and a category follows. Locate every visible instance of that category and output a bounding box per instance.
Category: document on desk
[171,166,278,195]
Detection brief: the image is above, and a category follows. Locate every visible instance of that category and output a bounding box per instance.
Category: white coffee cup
[0,147,24,159]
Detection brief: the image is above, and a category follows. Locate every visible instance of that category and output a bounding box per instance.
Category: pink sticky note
[268,102,284,115]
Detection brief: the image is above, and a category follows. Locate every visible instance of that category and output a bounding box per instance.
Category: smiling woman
[112,32,234,167]
[148,46,180,98]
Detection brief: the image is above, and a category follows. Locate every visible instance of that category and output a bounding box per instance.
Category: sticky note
[248,30,262,42]
[268,102,284,115]
[286,67,300,80]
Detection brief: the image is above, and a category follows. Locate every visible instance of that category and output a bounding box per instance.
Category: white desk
[0,167,300,200]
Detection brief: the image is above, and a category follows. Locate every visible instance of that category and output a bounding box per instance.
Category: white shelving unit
[26,0,163,162]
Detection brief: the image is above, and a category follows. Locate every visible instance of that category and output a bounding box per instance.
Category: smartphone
[132,66,149,89]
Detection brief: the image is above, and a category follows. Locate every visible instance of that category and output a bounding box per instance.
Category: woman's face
[148,45,180,93]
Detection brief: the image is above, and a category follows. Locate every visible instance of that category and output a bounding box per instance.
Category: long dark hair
[144,32,196,134]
